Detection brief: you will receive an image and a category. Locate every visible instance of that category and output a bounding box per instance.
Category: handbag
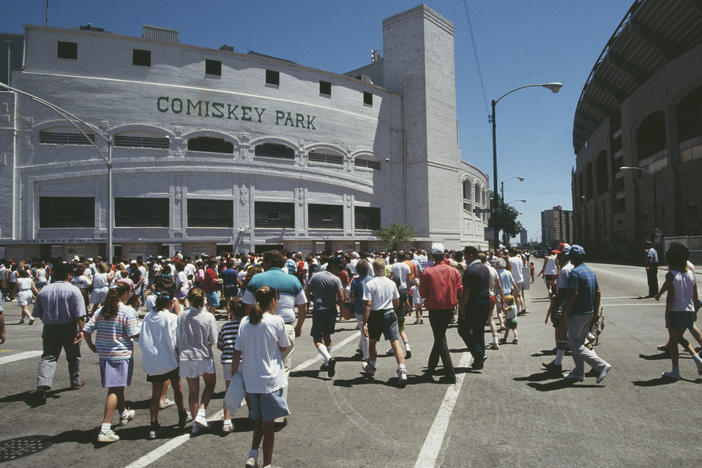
[223,370,246,413]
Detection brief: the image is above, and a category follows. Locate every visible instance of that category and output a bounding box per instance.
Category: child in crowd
[499,295,519,345]
[140,285,187,439]
[83,282,140,443]
[409,278,424,324]
[233,286,291,468]
[217,297,246,433]
[177,287,218,435]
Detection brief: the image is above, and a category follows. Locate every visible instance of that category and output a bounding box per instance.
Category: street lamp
[490,82,562,249]
[0,82,114,261]
[621,165,658,234]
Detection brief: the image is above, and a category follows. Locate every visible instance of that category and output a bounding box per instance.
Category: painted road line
[0,350,42,365]
[126,330,360,468]
[413,351,473,468]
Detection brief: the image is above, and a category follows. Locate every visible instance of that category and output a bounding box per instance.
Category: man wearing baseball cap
[561,245,612,383]
[542,244,574,375]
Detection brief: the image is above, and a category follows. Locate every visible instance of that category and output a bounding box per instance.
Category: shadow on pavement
[0,387,72,408]
[631,376,700,386]
[638,352,669,361]
[514,371,560,382]
[289,369,331,381]
[527,380,602,391]
[332,374,404,388]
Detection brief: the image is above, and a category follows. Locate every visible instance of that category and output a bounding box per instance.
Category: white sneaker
[119,409,135,426]
[97,429,120,443]
[397,368,408,388]
[159,398,175,410]
[222,420,234,433]
[245,456,259,468]
[596,364,612,384]
[563,372,583,382]
[193,414,209,429]
[361,362,376,377]
[386,347,394,355]
[489,342,499,350]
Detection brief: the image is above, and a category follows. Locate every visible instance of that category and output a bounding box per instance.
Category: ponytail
[252,286,278,325]
[102,283,130,319]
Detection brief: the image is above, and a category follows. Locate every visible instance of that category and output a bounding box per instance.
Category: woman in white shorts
[15,269,39,324]
[90,262,115,316]
[176,287,218,435]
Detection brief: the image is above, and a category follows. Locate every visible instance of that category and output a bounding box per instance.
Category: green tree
[373,223,417,251]
[488,192,524,245]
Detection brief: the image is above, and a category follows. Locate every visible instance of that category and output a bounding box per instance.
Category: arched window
[596,151,608,195]
[462,180,471,200]
[188,136,233,154]
[354,155,381,170]
[255,143,294,160]
[636,111,666,162]
[308,149,343,165]
[115,130,169,149]
[677,86,702,142]
[474,185,481,203]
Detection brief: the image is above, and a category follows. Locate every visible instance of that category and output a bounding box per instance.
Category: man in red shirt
[203,258,222,313]
[419,243,463,383]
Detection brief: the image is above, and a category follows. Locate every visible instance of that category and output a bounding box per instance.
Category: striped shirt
[83,303,139,360]
[177,306,218,362]
[218,318,241,364]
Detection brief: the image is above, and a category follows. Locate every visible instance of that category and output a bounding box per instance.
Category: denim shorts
[248,388,290,422]
[669,310,695,331]
[206,291,220,307]
[367,309,400,342]
[311,308,336,340]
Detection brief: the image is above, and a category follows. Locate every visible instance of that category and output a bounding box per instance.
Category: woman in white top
[90,262,115,315]
[15,269,39,324]
[232,286,290,468]
[656,243,702,380]
[34,263,48,290]
[538,250,559,297]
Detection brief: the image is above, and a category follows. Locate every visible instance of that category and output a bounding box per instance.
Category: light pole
[620,166,657,230]
[490,82,562,249]
[0,82,114,261]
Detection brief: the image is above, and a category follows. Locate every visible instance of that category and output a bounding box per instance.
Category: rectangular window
[266,69,279,86]
[57,41,77,59]
[40,197,94,228]
[308,151,343,165]
[205,59,221,76]
[354,207,380,230]
[363,92,373,106]
[319,80,331,96]
[254,202,294,228]
[187,199,233,227]
[115,198,169,227]
[254,143,294,160]
[39,131,95,145]
[132,49,151,66]
[115,135,169,149]
[354,157,381,170]
[309,204,343,229]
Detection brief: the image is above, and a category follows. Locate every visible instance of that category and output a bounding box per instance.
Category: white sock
[554,349,565,365]
[492,336,498,344]
[120,410,129,419]
[248,449,258,459]
[693,353,702,365]
[197,408,206,418]
[101,423,111,433]
[404,340,411,351]
[398,363,406,371]
[316,343,331,364]
[326,345,332,356]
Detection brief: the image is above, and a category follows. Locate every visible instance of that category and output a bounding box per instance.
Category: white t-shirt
[140,309,179,376]
[17,277,34,291]
[556,262,574,290]
[508,256,524,283]
[410,284,423,305]
[670,269,696,312]
[92,272,109,290]
[504,304,518,320]
[235,314,290,394]
[362,276,400,310]
[184,263,196,278]
[390,261,411,291]
[486,264,500,296]
[544,256,558,275]
[35,268,48,283]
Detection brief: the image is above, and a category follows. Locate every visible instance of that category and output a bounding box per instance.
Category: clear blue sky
[1,0,633,243]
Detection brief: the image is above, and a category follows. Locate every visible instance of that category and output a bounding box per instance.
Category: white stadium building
[0,4,489,260]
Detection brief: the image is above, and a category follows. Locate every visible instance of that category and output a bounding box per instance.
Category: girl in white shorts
[15,269,39,324]
[177,287,218,435]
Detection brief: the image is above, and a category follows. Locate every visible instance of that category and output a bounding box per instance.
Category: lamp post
[620,166,657,230]
[490,82,562,249]
[0,82,114,261]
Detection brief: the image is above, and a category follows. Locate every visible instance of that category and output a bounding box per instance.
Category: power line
[461,0,490,118]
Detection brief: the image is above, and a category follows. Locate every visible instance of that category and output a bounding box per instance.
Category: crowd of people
[0,240,700,467]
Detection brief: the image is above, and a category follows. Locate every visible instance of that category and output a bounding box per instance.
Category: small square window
[206,59,221,76]
[266,69,280,86]
[319,80,331,96]
[363,92,373,106]
[133,49,151,66]
[57,41,77,59]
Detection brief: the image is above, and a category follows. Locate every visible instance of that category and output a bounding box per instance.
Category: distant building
[541,206,574,246]
[519,229,527,246]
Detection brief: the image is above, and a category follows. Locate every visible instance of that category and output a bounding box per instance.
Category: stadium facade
[0,5,489,260]
[572,0,702,259]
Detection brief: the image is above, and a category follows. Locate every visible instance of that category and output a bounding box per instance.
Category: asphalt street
[0,262,701,467]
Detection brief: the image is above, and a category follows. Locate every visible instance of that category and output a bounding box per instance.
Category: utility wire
[461,0,490,119]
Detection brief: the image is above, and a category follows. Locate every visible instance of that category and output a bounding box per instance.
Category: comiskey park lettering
[156,96,316,130]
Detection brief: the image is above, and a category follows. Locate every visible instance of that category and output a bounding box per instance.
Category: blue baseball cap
[569,245,586,257]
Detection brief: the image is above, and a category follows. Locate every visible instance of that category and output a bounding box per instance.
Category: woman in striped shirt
[84,282,140,443]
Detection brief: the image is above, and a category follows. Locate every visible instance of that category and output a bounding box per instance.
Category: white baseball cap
[431,243,445,254]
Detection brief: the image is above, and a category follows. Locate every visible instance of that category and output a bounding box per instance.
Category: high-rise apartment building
[541,206,574,246]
